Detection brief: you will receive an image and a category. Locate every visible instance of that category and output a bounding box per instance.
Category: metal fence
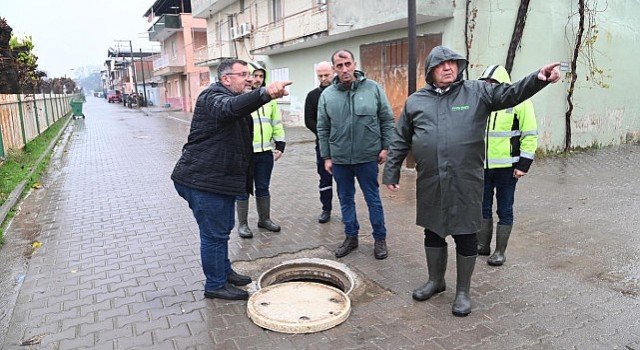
[0,92,75,159]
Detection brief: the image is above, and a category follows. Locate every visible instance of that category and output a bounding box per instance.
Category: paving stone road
[0,97,638,349]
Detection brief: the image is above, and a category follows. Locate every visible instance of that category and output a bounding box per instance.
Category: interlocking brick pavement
[0,98,638,349]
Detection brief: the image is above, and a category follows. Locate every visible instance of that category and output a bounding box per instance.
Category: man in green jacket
[477,65,538,266]
[317,49,395,260]
[383,46,559,316]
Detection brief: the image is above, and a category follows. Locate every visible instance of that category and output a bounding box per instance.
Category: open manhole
[247,258,357,334]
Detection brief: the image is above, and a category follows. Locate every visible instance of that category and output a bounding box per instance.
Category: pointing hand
[266,81,293,99]
[538,62,561,83]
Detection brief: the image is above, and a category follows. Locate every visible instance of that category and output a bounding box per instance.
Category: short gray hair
[217,59,248,80]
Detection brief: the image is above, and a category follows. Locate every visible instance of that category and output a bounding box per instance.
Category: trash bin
[70,96,86,119]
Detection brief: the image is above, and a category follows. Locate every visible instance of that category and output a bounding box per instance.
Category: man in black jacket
[172,59,291,300]
[304,61,334,223]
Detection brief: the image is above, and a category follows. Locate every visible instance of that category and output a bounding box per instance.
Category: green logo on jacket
[452,105,470,111]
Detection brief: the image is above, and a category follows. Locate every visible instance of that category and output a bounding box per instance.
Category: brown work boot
[335,235,358,258]
[374,240,388,259]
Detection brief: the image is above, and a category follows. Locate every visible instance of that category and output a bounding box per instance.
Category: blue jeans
[315,142,333,211]
[174,182,234,291]
[332,161,387,240]
[237,151,274,200]
[482,167,518,225]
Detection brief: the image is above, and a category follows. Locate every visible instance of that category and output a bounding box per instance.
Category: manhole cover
[247,281,351,334]
[257,258,355,294]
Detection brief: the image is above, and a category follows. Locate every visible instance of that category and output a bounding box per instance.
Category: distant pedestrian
[476,65,538,266]
[172,59,291,301]
[317,49,395,260]
[304,61,335,224]
[235,63,286,238]
[383,45,559,316]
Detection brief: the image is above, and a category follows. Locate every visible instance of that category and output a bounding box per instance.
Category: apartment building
[145,0,210,112]
[191,0,639,150]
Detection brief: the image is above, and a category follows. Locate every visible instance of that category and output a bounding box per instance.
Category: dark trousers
[174,182,234,291]
[424,229,477,256]
[332,161,387,240]
[482,167,518,225]
[237,150,274,200]
[315,143,333,211]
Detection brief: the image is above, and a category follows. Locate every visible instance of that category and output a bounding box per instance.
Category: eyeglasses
[224,72,250,78]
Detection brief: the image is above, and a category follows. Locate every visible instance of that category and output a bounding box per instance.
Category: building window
[218,21,225,42]
[270,67,289,102]
[171,41,178,59]
[228,15,235,31]
[270,0,282,23]
[384,40,407,68]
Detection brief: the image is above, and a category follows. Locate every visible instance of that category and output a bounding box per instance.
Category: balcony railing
[153,54,186,71]
[148,14,182,42]
[252,5,328,51]
[194,43,236,66]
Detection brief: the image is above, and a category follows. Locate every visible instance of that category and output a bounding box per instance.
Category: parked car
[107,90,121,103]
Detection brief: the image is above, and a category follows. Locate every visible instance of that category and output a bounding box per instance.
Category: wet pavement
[0,97,639,349]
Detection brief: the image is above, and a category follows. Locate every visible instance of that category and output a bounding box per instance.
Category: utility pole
[115,40,139,94]
[139,48,148,106]
[408,0,417,96]
[129,40,139,94]
[406,0,417,168]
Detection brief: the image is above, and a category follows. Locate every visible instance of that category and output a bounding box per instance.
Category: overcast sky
[1,0,159,78]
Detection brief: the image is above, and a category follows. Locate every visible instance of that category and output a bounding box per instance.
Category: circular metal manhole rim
[257,258,356,295]
[247,281,351,334]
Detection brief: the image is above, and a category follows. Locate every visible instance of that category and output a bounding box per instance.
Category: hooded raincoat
[383,46,550,237]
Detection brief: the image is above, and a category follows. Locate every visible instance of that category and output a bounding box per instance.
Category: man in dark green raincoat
[383,45,560,317]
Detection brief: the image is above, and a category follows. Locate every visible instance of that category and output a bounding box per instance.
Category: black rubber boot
[487,224,512,266]
[476,218,493,256]
[236,200,253,238]
[452,254,476,317]
[256,196,281,232]
[412,246,447,301]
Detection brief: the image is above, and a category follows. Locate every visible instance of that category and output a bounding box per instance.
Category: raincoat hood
[478,65,512,84]
[424,46,468,84]
[249,62,267,87]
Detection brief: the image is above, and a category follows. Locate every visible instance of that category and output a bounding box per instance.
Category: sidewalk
[1,97,638,349]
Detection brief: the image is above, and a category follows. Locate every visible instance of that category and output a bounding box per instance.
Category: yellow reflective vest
[248,62,286,153]
[480,65,538,172]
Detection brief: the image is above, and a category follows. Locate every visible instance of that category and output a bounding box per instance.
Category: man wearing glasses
[172,59,291,301]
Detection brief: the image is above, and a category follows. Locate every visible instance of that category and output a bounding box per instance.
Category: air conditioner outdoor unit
[238,22,252,37]
[230,26,240,39]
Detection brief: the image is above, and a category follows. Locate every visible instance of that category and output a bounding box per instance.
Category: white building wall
[199,0,640,150]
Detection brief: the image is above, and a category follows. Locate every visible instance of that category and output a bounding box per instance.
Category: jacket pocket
[222,152,248,175]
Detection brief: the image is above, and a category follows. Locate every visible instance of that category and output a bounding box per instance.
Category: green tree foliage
[0,17,47,93]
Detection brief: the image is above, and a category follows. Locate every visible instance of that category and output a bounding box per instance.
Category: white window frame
[270,67,289,102]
